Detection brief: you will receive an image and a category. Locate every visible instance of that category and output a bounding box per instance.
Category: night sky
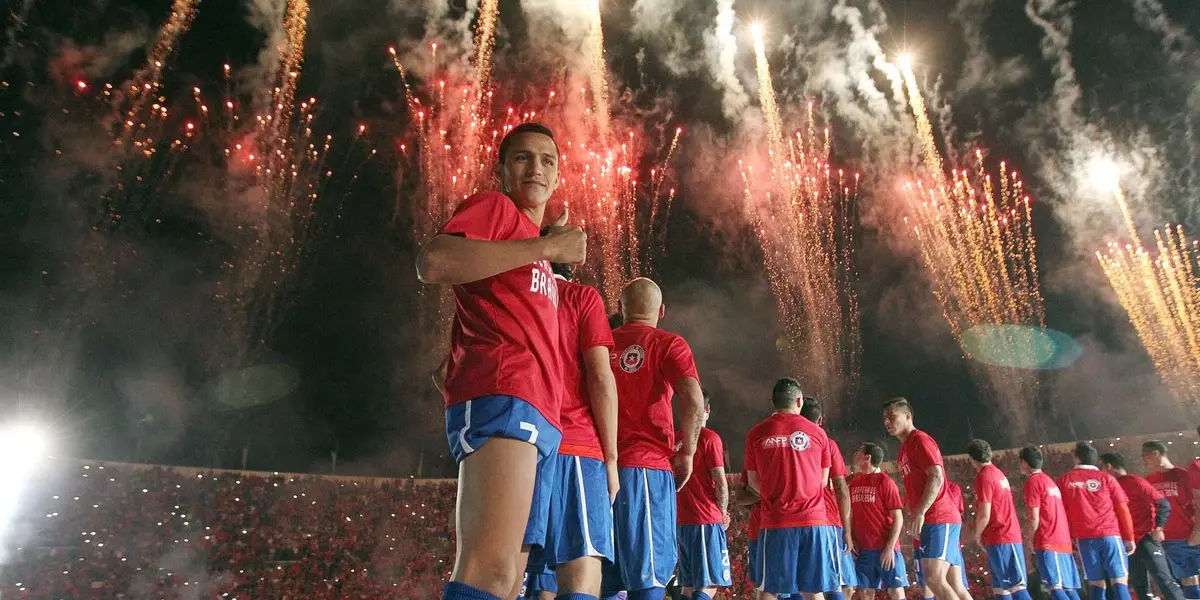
[1,0,1198,478]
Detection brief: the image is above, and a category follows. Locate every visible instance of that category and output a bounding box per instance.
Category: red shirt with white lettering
[1117,473,1164,541]
[850,470,903,551]
[555,279,614,459]
[897,429,960,525]
[1058,466,1130,540]
[974,463,1022,545]
[1147,468,1196,541]
[438,191,562,428]
[677,427,726,525]
[611,322,698,470]
[1024,471,1073,553]
[745,412,831,529]
[823,439,849,527]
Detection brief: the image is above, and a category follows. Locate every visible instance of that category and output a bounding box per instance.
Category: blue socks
[627,590,665,600]
[1050,589,1071,600]
[691,593,713,600]
[443,582,503,600]
[1111,584,1131,600]
[1088,586,1108,600]
[557,595,598,600]
[1184,585,1200,600]
[1067,590,1082,600]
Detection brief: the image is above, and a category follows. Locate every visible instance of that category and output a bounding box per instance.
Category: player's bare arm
[734,478,760,506]
[881,508,903,570]
[1027,505,1040,536]
[670,376,704,490]
[711,465,729,527]
[972,501,991,546]
[910,464,944,535]
[835,474,853,553]
[431,356,449,396]
[583,344,620,502]
[416,221,584,284]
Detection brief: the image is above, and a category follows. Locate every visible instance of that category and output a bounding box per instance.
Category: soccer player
[745,377,836,600]
[520,261,620,600]
[882,397,972,600]
[800,398,856,600]
[417,122,586,600]
[733,470,765,593]
[1100,452,1181,600]
[849,442,907,600]
[966,439,1031,600]
[675,390,732,600]
[1018,446,1082,600]
[610,277,705,600]
[1143,440,1200,600]
[1057,442,1135,600]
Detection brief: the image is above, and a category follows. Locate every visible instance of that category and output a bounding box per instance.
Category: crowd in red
[1,432,1194,599]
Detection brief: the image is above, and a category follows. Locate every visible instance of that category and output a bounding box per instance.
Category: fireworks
[743,27,860,405]
[116,0,201,140]
[896,59,1045,433]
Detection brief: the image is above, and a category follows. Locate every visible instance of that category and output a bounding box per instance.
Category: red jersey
[823,439,849,527]
[610,322,698,470]
[555,279,615,459]
[745,412,831,529]
[947,479,964,514]
[850,470,903,551]
[897,429,960,525]
[1023,471,1074,553]
[439,192,562,426]
[748,504,762,541]
[1058,466,1131,540]
[974,463,1022,545]
[1116,473,1164,541]
[1188,459,1200,499]
[676,427,726,525]
[1147,468,1196,541]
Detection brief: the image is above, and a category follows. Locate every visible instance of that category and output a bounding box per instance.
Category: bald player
[610,277,705,600]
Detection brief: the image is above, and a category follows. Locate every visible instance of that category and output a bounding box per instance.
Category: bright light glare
[1088,157,1121,190]
[0,423,49,461]
[749,22,764,41]
[0,423,51,563]
[897,53,913,70]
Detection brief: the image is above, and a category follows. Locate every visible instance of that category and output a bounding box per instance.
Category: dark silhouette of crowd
[1,432,1193,599]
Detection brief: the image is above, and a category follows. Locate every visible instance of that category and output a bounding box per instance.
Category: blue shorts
[612,467,677,591]
[544,454,615,565]
[521,562,557,598]
[919,523,964,565]
[678,523,733,588]
[914,544,967,587]
[749,537,762,587]
[446,395,563,547]
[833,527,859,588]
[1077,536,1128,581]
[855,549,908,590]
[600,543,625,597]
[1163,541,1200,579]
[759,525,840,595]
[985,543,1028,590]
[1035,549,1082,589]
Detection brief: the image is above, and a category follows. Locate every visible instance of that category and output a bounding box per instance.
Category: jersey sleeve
[744,429,758,473]
[910,433,944,471]
[1024,476,1043,510]
[975,470,995,504]
[819,429,832,469]
[576,286,615,350]
[709,431,726,469]
[882,476,903,511]
[660,334,699,383]
[1109,474,1131,505]
[829,441,847,478]
[438,192,519,240]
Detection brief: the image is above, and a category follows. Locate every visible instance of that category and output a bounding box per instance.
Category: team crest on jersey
[789,431,811,451]
[619,345,646,373]
[1086,479,1101,492]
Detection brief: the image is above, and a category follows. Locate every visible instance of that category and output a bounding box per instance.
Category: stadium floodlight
[0,422,52,563]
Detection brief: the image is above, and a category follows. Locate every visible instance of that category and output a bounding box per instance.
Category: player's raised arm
[416,219,583,284]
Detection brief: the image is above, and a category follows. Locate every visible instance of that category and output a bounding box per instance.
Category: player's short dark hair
[1100,452,1126,470]
[498,122,558,164]
[883,397,912,416]
[860,442,885,467]
[1075,442,1099,466]
[1142,440,1169,455]
[702,388,712,409]
[608,312,623,329]
[772,378,803,409]
[1019,445,1043,469]
[799,396,822,422]
[967,439,993,463]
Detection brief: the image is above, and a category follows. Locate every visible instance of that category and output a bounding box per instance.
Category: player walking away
[965,439,1032,600]
[675,390,732,600]
[849,442,907,600]
[417,122,587,600]
[610,277,705,600]
[520,262,619,600]
[1100,452,1182,600]
[1018,446,1082,600]
[745,377,837,600]
[1057,442,1136,600]
[1143,440,1200,600]
[800,398,856,600]
[882,397,972,600]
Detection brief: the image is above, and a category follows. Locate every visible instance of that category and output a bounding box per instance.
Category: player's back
[1025,471,1072,552]
[611,322,697,470]
[676,427,725,525]
[975,463,1022,545]
[555,279,613,457]
[1058,467,1122,539]
[746,412,830,528]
